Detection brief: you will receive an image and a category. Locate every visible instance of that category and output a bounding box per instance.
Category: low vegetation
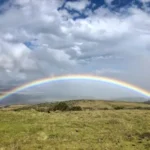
[69,106,82,111]
[53,102,70,111]
[0,100,150,150]
[112,105,125,110]
[2,100,150,112]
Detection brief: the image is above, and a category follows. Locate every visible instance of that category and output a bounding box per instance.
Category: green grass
[0,100,150,150]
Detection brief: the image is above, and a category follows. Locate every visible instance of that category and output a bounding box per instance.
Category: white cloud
[65,0,91,12]
[104,0,114,5]
[13,0,30,5]
[140,0,150,2]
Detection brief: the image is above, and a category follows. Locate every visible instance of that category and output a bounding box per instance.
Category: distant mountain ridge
[112,97,148,102]
[144,100,150,104]
[0,93,98,105]
[0,92,149,106]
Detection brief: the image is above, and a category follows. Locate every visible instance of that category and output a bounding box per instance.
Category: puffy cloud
[64,0,91,12]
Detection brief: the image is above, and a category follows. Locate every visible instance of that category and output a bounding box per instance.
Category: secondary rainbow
[0,74,149,100]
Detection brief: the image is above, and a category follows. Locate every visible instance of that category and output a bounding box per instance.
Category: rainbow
[0,74,149,101]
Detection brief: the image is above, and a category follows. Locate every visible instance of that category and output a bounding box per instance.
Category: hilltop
[1,99,150,112]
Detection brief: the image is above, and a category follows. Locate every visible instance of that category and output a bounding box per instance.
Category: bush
[69,106,82,111]
[4,105,10,108]
[13,106,31,111]
[53,102,69,111]
[133,106,150,110]
[134,106,142,109]
[103,107,109,110]
[113,106,124,110]
[83,107,94,110]
[36,107,48,112]
[47,107,54,113]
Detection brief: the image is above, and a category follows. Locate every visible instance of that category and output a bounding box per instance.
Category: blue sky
[0,0,150,102]
[57,0,145,20]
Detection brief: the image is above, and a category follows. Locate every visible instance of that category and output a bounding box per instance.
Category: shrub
[47,107,54,113]
[4,105,10,108]
[140,107,150,110]
[53,102,69,111]
[113,106,124,110]
[13,106,31,111]
[133,106,150,110]
[36,107,48,112]
[69,106,82,111]
[103,107,109,110]
[83,107,94,110]
[134,106,142,109]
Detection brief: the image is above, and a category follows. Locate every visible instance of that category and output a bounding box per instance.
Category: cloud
[104,0,114,5]
[64,0,91,12]
[140,0,150,2]
[0,0,150,101]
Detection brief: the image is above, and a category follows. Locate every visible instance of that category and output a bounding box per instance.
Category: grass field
[0,100,150,150]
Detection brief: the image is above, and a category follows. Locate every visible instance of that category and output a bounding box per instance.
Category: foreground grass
[0,109,150,150]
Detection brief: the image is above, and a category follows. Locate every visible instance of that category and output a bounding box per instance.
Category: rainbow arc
[0,74,149,101]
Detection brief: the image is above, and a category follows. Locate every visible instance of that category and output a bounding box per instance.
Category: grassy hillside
[0,100,150,150]
[1,99,150,111]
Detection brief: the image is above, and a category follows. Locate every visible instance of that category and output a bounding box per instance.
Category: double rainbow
[0,74,149,101]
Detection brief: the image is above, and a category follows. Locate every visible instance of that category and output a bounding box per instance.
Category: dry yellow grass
[0,100,150,150]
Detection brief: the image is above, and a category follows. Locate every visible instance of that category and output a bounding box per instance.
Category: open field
[0,100,150,150]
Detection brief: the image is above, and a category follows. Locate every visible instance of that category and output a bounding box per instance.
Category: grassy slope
[1,99,150,111]
[0,100,150,150]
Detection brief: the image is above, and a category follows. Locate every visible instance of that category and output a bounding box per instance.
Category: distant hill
[0,94,98,105]
[0,93,148,106]
[113,97,148,102]
[1,99,150,112]
[144,100,150,104]
[0,94,46,105]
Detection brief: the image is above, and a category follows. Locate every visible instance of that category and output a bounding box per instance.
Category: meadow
[0,100,150,150]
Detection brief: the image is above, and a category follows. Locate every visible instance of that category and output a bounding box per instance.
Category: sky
[0,0,150,102]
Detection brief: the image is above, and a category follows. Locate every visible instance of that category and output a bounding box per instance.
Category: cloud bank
[0,0,150,100]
